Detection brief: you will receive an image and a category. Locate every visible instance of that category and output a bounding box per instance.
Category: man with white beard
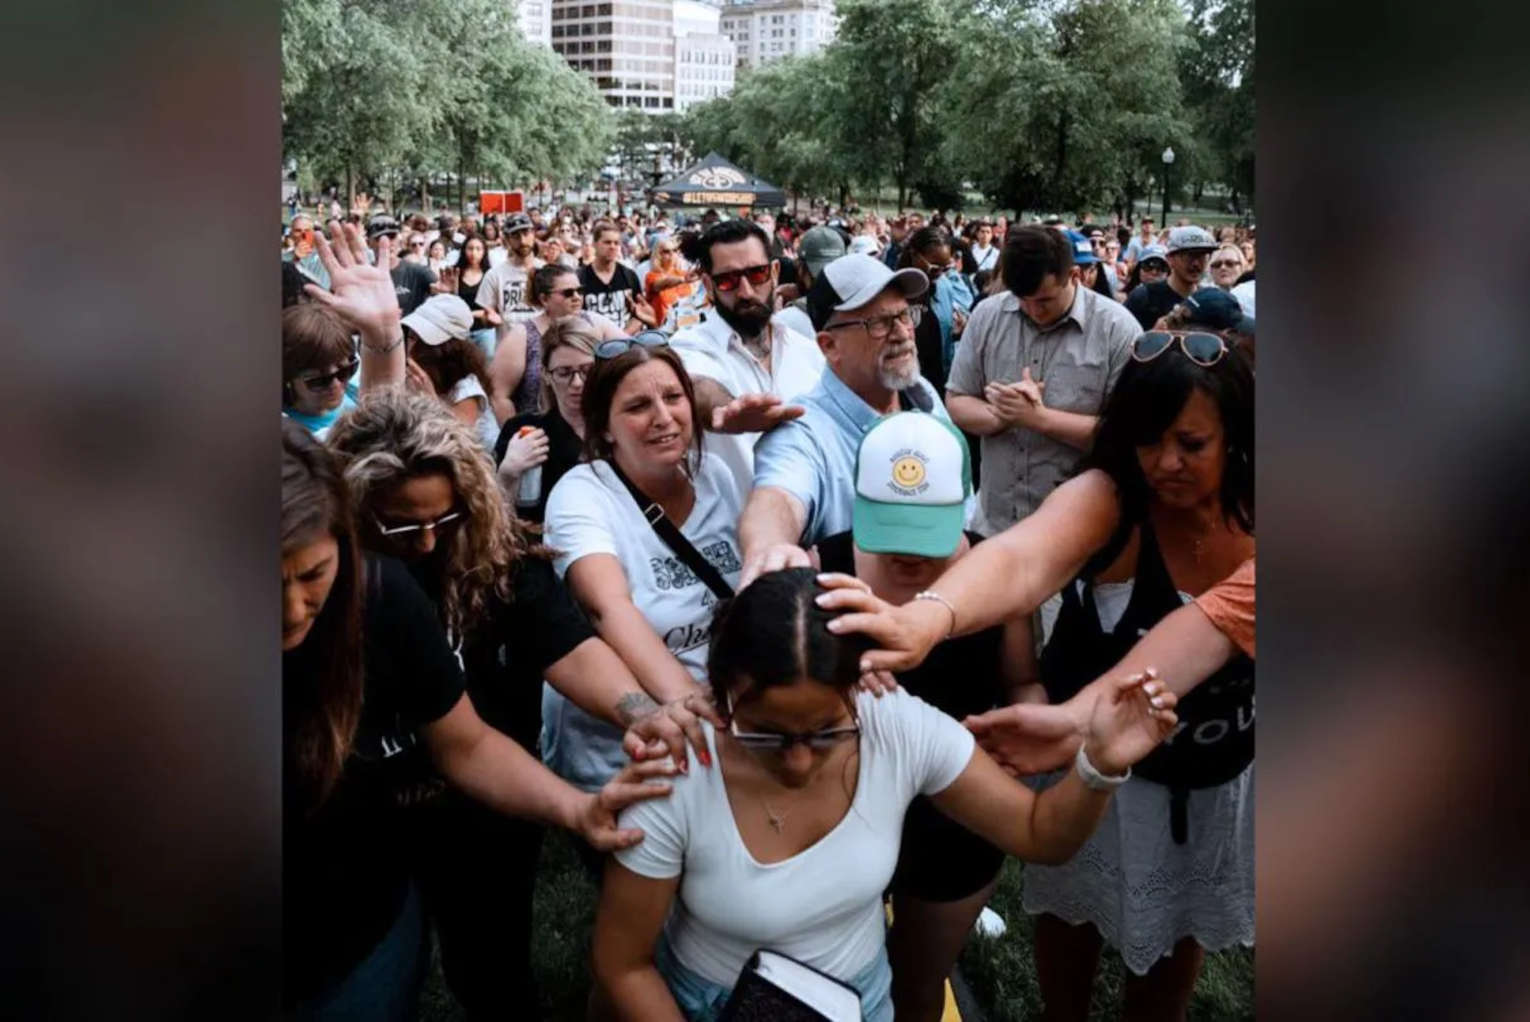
[738,254,970,584]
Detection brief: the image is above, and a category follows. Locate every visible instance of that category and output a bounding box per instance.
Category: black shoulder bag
[605,461,736,601]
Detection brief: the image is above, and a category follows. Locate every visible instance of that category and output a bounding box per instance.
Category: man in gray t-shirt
[946,226,1138,536]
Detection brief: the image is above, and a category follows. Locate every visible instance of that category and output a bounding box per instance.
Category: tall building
[518,0,552,47]
[718,0,837,71]
[550,0,735,114]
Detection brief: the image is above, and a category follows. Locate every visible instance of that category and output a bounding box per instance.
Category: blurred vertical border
[2,0,1529,1018]
[0,1,280,1018]
[1259,0,1530,1017]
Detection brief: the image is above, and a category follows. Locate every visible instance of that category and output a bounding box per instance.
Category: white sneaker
[974,906,1007,938]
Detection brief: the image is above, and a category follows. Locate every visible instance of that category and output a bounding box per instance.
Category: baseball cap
[853,413,972,558]
[504,212,534,233]
[1181,287,1255,334]
[400,294,474,346]
[1066,230,1099,266]
[806,254,929,332]
[366,214,400,239]
[798,225,848,277]
[1165,225,1218,254]
[1138,244,1169,266]
[848,235,881,257]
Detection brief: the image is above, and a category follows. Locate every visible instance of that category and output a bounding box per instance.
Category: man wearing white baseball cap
[1125,224,1218,330]
[813,412,1034,1021]
[738,253,971,585]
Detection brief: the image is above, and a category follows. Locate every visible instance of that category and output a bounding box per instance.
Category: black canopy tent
[647,152,786,209]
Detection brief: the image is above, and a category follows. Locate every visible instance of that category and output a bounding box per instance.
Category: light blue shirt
[752,367,956,547]
[930,272,975,371]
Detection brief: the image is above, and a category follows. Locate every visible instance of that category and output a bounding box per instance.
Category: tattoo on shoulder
[616,691,660,726]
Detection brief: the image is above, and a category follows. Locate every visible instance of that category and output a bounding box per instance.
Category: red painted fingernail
[699,748,712,767]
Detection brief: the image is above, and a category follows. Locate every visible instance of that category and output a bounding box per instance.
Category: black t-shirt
[391,260,437,316]
[579,262,643,329]
[492,409,586,525]
[283,554,465,1003]
[1124,280,1187,330]
[815,531,1004,721]
[459,555,598,751]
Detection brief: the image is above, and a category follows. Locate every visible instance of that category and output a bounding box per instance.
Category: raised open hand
[710,392,806,435]
[305,221,401,338]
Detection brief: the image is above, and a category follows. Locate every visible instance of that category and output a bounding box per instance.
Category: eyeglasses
[296,360,359,391]
[551,287,582,300]
[1139,261,1169,273]
[548,364,592,384]
[1209,260,1242,269]
[373,509,465,538]
[725,692,860,754]
[709,264,772,292]
[824,304,923,340]
[917,257,954,278]
[1131,331,1228,367]
[594,330,669,360]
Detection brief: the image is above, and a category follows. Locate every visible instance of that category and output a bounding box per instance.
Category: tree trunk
[458,150,466,215]
[422,176,430,213]
[346,165,354,212]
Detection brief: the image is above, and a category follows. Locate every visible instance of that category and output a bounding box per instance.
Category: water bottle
[514,426,543,509]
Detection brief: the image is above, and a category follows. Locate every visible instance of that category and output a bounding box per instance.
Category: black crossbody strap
[605,461,736,601]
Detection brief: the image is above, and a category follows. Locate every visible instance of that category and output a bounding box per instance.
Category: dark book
[718,949,862,1022]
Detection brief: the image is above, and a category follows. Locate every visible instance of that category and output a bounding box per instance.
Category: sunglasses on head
[709,263,771,292]
[1131,331,1227,367]
[594,330,668,360]
[296,359,359,391]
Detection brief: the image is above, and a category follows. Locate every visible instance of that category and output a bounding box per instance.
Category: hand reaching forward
[965,699,1087,776]
[1081,670,1179,777]
[574,758,678,852]
[815,573,949,674]
[710,392,806,435]
[738,543,812,588]
[305,221,401,338]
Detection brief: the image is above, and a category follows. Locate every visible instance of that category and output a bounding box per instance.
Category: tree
[1180,0,1255,211]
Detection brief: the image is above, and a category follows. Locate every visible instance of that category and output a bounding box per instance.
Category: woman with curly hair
[325,387,710,1019]
[283,419,676,1020]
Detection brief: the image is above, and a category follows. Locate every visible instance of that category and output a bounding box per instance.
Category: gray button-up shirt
[947,285,1138,535]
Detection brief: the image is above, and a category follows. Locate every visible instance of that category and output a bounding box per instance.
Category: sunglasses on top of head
[1130,331,1227,367]
[297,360,359,391]
[594,329,669,360]
[709,264,771,292]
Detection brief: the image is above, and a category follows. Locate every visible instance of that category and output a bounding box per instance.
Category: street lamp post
[1161,146,1175,226]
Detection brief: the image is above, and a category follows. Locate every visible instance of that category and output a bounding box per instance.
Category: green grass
[421,831,1253,1021]
[959,858,1254,1021]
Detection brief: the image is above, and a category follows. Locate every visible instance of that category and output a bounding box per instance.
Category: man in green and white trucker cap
[853,411,973,558]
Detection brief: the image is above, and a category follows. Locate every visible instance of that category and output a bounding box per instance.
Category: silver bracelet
[913,590,957,639]
[1074,743,1130,791]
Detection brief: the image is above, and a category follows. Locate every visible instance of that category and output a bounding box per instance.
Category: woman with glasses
[644,237,700,329]
[492,317,600,524]
[1122,243,1171,298]
[593,567,1179,1021]
[541,341,747,802]
[896,226,970,397]
[282,303,358,441]
[282,419,677,1021]
[1207,244,1247,291]
[823,334,1255,1022]
[486,263,628,424]
[323,391,707,1019]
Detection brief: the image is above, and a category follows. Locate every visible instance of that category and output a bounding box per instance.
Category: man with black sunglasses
[667,219,825,489]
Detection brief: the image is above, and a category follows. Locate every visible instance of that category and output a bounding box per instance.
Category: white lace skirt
[1022,764,1255,976]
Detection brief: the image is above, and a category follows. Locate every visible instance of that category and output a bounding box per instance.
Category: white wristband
[1074,744,1130,791]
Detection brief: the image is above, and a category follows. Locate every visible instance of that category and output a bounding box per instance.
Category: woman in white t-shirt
[593,568,1180,1021]
[543,339,745,792]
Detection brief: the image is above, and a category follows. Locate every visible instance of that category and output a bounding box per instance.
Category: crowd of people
[281,193,1255,1022]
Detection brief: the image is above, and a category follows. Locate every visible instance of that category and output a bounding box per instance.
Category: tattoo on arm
[615,691,661,727]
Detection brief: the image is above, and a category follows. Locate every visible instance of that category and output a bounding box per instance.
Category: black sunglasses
[1131,331,1227,367]
[594,330,669,360]
[552,286,582,300]
[297,359,359,391]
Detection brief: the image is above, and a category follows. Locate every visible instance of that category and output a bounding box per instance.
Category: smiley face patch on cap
[853,413,972,558]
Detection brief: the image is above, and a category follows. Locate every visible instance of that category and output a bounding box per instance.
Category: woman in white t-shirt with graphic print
[593,568,1181,1022]
[543,339,745,793]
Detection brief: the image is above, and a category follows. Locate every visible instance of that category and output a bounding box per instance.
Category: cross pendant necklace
[760,794,789,833]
